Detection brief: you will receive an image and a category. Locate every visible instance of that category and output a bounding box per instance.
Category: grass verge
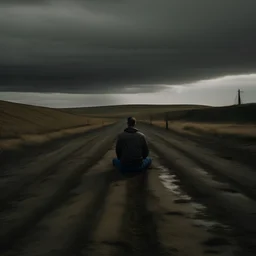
[150,121,256,141]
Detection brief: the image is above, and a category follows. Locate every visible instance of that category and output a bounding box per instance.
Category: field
[63,104,206,119]
[150,121,256,141]
[0,101,207,151]
[0,100,113,150]
[1,100,256,256]
[1,100,255,150]
[137,103,256,141]
[156,103,256,123]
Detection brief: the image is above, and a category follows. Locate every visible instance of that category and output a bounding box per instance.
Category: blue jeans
[112,157,152,172]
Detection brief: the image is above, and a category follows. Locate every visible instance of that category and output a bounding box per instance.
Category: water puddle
[158,165,231,232]
[159,171,191,200]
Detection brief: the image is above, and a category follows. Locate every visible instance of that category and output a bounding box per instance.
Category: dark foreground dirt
[0,122,255,256]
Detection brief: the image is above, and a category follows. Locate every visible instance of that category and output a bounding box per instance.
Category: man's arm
[142,135,149,159]
[115,135,122,160]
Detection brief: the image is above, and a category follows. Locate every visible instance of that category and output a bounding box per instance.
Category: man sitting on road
[112,117,152,172]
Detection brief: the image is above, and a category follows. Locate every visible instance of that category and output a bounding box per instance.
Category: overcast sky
[1,0,256,107]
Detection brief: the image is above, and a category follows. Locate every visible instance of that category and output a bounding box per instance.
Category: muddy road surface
[0,122,255,256]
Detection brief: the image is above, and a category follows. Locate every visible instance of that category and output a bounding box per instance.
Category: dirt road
[0,122,255,256]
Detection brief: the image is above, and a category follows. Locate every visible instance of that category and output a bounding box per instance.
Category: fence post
[165,112,169,130]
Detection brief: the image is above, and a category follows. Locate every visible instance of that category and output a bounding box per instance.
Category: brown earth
[0,100,113,150]
[0,122,255,256]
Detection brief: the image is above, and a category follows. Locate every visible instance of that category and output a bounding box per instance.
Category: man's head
[127,117,136,127]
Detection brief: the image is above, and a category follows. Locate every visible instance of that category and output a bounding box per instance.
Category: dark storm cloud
[1,0,256,93]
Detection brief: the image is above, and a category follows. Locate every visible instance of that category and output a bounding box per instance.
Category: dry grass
[151,121,256,140]
[0,124,109,151]
[0,101,113,139]
[0,100,113,150]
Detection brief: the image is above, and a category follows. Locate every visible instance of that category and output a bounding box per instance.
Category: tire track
[1,150,117,256]
[0,146,243,256]
[1,121,247,256]
[140,122,256,168]
[0,134,98,209]
[147,157,239,256]
[77,168,164,256]
[0,122,118,207]
[81,178,128,256]
[122,171,164,256]
[142,126,256,200]
[146,134,256,253]
[0,130,118,251]
[77,167,165,256]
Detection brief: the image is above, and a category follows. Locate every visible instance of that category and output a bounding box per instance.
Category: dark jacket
[115,127,149,166]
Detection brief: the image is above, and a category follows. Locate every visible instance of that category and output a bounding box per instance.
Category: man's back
[116,126,149,166]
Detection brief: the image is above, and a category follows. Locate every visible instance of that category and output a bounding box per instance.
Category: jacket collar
[124,127,138,133]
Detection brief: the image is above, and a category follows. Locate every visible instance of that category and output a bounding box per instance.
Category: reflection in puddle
[158,165,230,231]
[159,170,191,201]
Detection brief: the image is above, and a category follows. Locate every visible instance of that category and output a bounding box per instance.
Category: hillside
[0,100,109,139]
[164,103,256,123]
[63,104,206,119]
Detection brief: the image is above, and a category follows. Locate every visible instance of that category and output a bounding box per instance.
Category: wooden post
[238,89,241,105]
[165,112,169,130]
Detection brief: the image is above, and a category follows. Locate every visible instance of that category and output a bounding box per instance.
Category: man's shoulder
[136,131,146,138]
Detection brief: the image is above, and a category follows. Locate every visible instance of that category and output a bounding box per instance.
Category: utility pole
[237,89,244,105]
[238,89,241,105]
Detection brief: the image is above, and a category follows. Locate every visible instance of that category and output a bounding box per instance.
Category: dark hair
[127,116,136,126]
